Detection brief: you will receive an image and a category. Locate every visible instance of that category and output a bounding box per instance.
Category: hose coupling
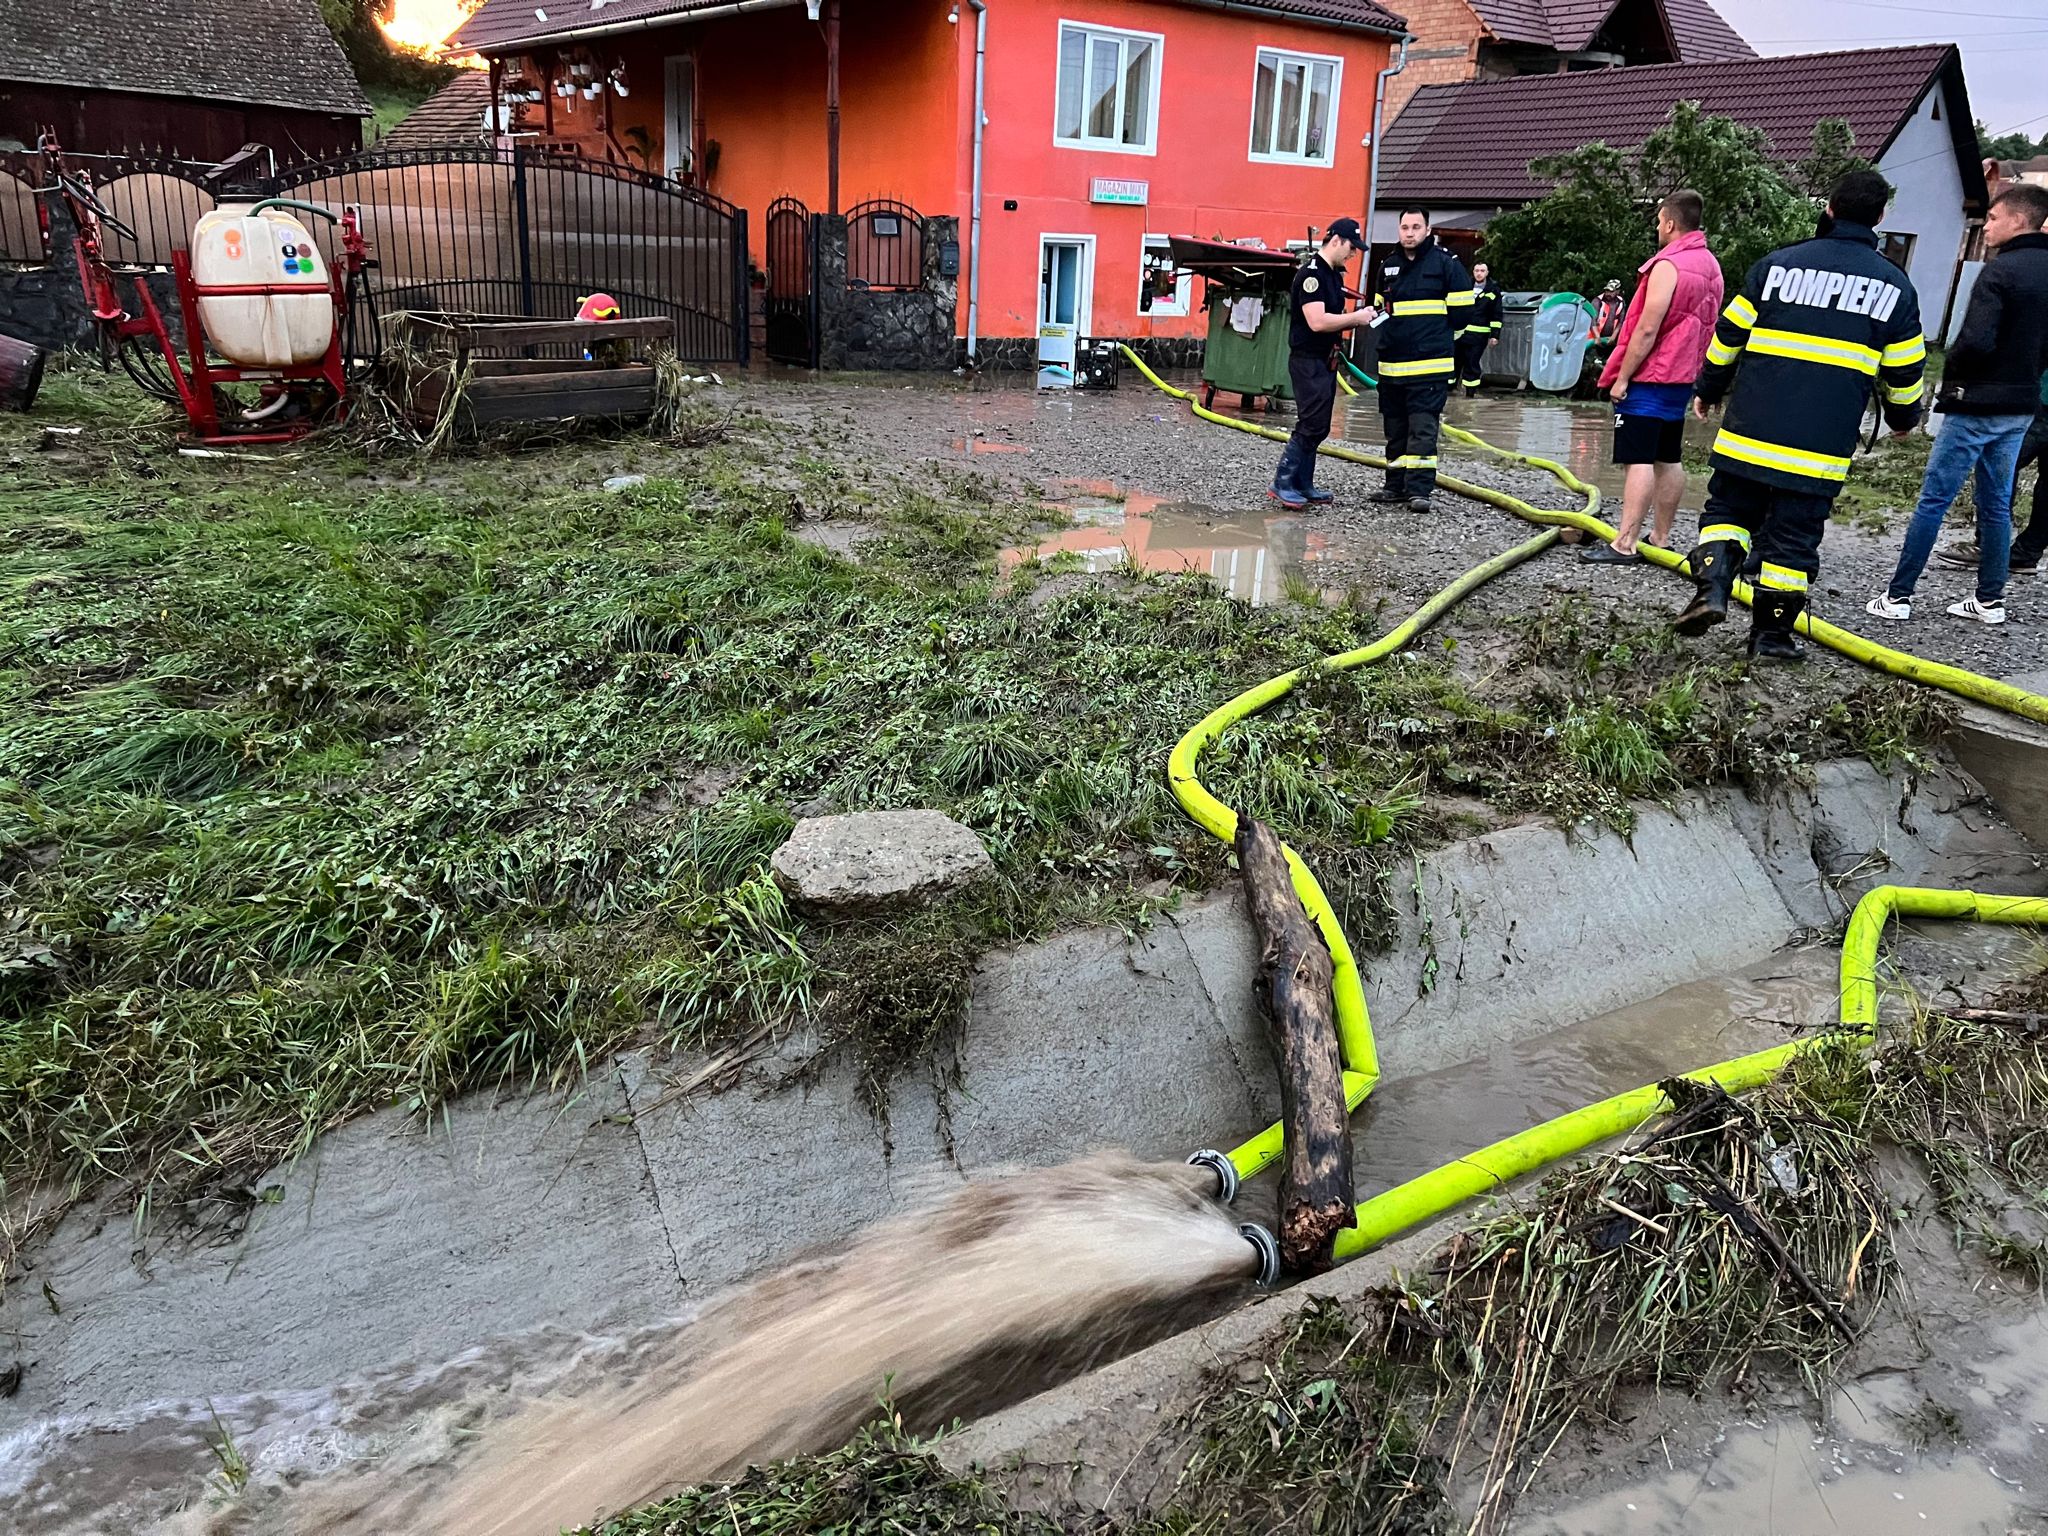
[1187,1148,1239,1205]
[1238,1222,1281,1288]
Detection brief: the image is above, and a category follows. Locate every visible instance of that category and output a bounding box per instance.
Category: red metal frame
[42,136,367,446]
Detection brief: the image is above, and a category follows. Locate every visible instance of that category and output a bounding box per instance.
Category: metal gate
[272,145,750,364]
[764,195,817,367]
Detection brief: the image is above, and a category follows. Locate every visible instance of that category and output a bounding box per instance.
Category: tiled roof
[1465,0,1751,59]
[1660,0,1752,61]
[1466,0,1554,44]
[1381,45,1958,207]
[455,0,1403,51]
[0,0,370,116]
[378,72,494,147]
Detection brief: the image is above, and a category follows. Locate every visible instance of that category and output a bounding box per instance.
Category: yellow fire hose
[1112,345,2048,1260]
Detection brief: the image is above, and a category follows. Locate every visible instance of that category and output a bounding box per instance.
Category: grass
[0,365,1953,1276]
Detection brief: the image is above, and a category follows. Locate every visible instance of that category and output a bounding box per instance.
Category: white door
[1037,237,1091,386]
[664,56,696,180]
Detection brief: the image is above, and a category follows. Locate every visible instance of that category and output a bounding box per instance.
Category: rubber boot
[1270,443,1307,510]
[1369,471,1407,505]
[1299,450,1334,505]
[1747,591,1807,664]
[1674,539,1742,636]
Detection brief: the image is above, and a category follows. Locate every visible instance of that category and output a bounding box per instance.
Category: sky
[1715,0,2045,145]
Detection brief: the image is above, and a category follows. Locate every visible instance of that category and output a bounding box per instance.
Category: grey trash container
[1526,294,1593,393]
[1488,292,1544,386]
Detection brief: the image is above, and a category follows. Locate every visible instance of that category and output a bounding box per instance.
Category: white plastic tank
[191,204,335,368]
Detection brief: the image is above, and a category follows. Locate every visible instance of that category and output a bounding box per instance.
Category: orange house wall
[528,1,959,219]
[500,0,1389,343]
[965,0,1393,340]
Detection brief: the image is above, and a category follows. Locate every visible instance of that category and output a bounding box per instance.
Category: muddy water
[1532,1307,2048,1535]
[1346,949,1827,1198]
[999,391,1704,602]
[3,1155,1254,1536]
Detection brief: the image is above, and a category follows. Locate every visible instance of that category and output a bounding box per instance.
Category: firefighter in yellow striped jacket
[1678,171,1926,662]
[1371,209,1476,512]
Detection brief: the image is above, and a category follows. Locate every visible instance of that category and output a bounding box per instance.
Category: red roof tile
[1381,45,1961,207]
[377,71,494,147]
[1466,0,1554,44]
[455,0,1403,52]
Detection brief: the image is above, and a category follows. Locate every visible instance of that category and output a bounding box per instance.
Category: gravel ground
[742,372,2048,685]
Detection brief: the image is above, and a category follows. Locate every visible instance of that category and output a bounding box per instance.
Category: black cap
[1324,217,1364,246]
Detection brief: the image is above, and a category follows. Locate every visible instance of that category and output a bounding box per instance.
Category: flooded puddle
[1000,484,1349,605]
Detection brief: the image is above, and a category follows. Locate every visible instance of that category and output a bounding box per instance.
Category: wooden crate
[388,313,675,429]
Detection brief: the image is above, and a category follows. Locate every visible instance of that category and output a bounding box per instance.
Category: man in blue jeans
[1870,184,2048,626]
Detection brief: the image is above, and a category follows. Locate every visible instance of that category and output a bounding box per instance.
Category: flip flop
[1578,545,1644,564]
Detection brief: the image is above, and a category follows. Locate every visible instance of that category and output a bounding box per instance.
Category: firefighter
[1273,216,1376,510]
[1456,260,1504,396]
[1373,208,1475,511]
[1678,170,1926,662]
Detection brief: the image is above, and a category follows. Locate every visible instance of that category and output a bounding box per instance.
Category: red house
[449,0,1405,357]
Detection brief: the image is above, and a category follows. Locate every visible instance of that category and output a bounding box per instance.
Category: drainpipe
[966,0,989,363]
[826,0,842,214]
[1364,34,1410,255]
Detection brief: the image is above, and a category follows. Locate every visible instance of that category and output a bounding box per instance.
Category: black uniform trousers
[1454,332,1488,390]
[1696,467,1833,589]
[1380,376,1449,499]
[1285,350,1337,473]
[2007,407,2048,565]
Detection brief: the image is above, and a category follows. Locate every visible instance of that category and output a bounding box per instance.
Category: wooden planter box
[387,313,675,430]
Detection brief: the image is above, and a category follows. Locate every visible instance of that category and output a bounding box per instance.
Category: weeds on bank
[0,375,1391,1255]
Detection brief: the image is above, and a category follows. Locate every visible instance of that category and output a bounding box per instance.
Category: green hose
[1116,345,2048,1258]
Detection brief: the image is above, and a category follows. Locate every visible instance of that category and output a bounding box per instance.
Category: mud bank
[3,756,2038,1451]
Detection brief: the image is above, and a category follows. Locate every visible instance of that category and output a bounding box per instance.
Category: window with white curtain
[1055,22,1161,153]
[1249,48,1341,167]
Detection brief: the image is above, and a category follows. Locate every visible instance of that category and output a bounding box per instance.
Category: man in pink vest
[1581,190,1725,564]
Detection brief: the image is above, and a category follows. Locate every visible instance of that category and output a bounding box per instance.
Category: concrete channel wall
[3,758,2042,1435]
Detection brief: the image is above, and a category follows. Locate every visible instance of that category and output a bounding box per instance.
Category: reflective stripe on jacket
[1373,238,1472,378]
[1462,281,1503,337]
[1694,221,1924,495]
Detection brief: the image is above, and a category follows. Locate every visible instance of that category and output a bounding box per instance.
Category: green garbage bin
[1201,294,1293,409]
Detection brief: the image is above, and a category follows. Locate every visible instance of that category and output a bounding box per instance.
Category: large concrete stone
[769,808,993,914]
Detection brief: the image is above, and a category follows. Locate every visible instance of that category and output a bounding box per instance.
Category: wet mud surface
[753,374,2048,683]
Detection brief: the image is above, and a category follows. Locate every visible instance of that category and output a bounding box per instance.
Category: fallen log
[0,332,47,413]
[1236,817,1355,1273]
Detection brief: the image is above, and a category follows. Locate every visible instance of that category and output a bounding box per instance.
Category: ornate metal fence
[0,145,751,364]
[845,199,926,291]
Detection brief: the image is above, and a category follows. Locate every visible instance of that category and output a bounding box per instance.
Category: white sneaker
[1947,596,2007,625]
[1866,593,1912,621]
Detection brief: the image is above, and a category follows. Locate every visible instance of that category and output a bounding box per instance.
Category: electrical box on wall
[938,241,960,278]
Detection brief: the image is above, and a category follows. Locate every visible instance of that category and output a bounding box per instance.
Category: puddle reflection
[1003,486,1351,605]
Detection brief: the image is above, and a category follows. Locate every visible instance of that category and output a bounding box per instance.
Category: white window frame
[1139,234,1191,318]
[1247,46,1343,168]
[1039,233,1097,337]
[1053,20,1164,157]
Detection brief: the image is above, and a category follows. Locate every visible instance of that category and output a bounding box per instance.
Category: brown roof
[1464,0,1750,58]
[0,0,369,117]
[1660,0,1751,61]
[378,72,494,147]
[1381,45,1972,207]
[455,0,1403,52]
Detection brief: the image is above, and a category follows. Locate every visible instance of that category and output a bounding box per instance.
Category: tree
[1977,120,2043,161]
[1481,104,1868,300]
[321,0,456,95]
